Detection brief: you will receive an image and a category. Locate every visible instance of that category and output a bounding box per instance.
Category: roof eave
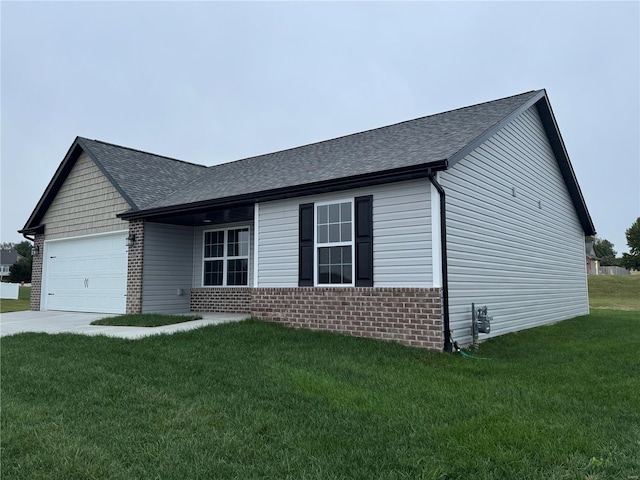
[21,137,138,233]
[18,224,45,236]
[534,94,597,236]
[21,138,85,232]
[120,160,449,221]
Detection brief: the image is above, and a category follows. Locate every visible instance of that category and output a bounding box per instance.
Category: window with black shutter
[298,203,314,286]
[355,195,373,287]
[299,195,373,287]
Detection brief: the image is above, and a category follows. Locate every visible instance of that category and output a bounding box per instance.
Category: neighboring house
[20,89,596,351]
[585,242,600,275]
[0,249,25,280]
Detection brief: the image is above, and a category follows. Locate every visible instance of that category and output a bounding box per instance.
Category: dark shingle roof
[78,138,207,210]
[1,249,23,265]
[20,137,207,232]
[146,90,541,209]
[585,242,599,260]
[21,89,596,236]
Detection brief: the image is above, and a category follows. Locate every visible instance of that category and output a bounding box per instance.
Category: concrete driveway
[0,310,248,339]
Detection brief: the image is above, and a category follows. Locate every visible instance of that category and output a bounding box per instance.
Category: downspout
[427,170,452,353]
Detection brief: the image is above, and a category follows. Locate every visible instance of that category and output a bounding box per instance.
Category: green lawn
[0,286,31,313]
[91,313,203,327]
[2,310,639,480]
[588,274,640,310]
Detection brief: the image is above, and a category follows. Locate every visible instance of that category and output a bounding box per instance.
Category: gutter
[119,160,449,221]
[18,224,44,239]
[427,170,452,353]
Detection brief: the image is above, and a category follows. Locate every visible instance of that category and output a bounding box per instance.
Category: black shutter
[298,203,314,286]
[355,195,373,287]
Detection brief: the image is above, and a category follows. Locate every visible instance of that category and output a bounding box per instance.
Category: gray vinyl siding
[192,222,255,287]
[440,105,588,345]
[41,152,130,239]
[257,179,432,287]
[141,223,194,314]
[257,204,299,287]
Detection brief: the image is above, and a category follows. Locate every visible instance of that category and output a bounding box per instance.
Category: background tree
[621,217,640,271]
[595,239,618,266]
[13,240,33,262]
[5,240,33,283]
[585,236,618,266]
[9,259,32,283]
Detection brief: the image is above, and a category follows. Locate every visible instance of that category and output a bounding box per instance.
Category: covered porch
[127,203,255,315]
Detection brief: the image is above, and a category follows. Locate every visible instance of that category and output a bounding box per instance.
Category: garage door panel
[44,233,128,314]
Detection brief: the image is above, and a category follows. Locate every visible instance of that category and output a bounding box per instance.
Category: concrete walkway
[0,310,249,339]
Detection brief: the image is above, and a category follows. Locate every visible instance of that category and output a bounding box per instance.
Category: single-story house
[0,249,25,280]
[20,89,596,351]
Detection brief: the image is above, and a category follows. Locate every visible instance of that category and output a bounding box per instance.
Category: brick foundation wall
[190,288,252,313]
[30,234,45,310]
[250,287,443,350]
[126,220,145,314]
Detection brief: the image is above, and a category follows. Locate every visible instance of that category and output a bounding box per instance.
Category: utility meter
[471,304,493,346]
[475,305,491,334]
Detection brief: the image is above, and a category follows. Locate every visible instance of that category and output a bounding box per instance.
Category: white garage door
[43,232,128,314]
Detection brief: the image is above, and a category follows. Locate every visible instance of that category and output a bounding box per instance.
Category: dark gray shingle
[145,90,541,209]
[1,249,23,265]
[78,139,208,210]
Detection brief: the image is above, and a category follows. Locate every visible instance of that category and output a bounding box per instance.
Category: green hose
[458,349,491,360]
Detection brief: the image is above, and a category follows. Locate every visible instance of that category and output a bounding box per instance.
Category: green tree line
[1,241,33,283]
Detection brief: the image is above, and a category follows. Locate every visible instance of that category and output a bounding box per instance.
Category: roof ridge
[78,137,207,168]
[202,89,542,171]
[144,90,541,210]
[429,89,540,117]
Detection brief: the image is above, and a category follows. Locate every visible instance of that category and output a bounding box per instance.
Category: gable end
[39,152,131,239]
[534,97,595,236]
[20,138,135,235]
[449,90,595,236]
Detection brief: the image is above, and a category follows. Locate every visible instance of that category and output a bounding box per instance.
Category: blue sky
[2,1,638,253]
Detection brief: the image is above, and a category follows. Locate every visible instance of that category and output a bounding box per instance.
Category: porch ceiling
[146,204,254,227]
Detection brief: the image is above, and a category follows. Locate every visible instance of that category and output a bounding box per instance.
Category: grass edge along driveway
[90,313,203,327]
[2,309,639,480]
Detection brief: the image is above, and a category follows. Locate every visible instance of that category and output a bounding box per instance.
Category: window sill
[198,285,251,289]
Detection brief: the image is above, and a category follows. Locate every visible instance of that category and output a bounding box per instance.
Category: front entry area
[42,232,128,314]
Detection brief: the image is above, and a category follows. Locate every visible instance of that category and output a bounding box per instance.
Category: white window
[203,227,250,286]
[315,201,354,285]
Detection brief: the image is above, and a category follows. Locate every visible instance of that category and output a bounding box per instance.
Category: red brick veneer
[250,287,443,350]
[30,234,45,310]
[188,286,443,350]
[190,288,252,313]
[125,220,145,314]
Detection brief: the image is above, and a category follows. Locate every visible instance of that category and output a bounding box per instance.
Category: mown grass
[2,309,639,480]
[90,313,203,327]
[588,274,640,310]
[0,286,31,313]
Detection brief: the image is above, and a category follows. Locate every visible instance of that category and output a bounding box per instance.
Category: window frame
[313,199,355,287]
[202,226,251,287]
